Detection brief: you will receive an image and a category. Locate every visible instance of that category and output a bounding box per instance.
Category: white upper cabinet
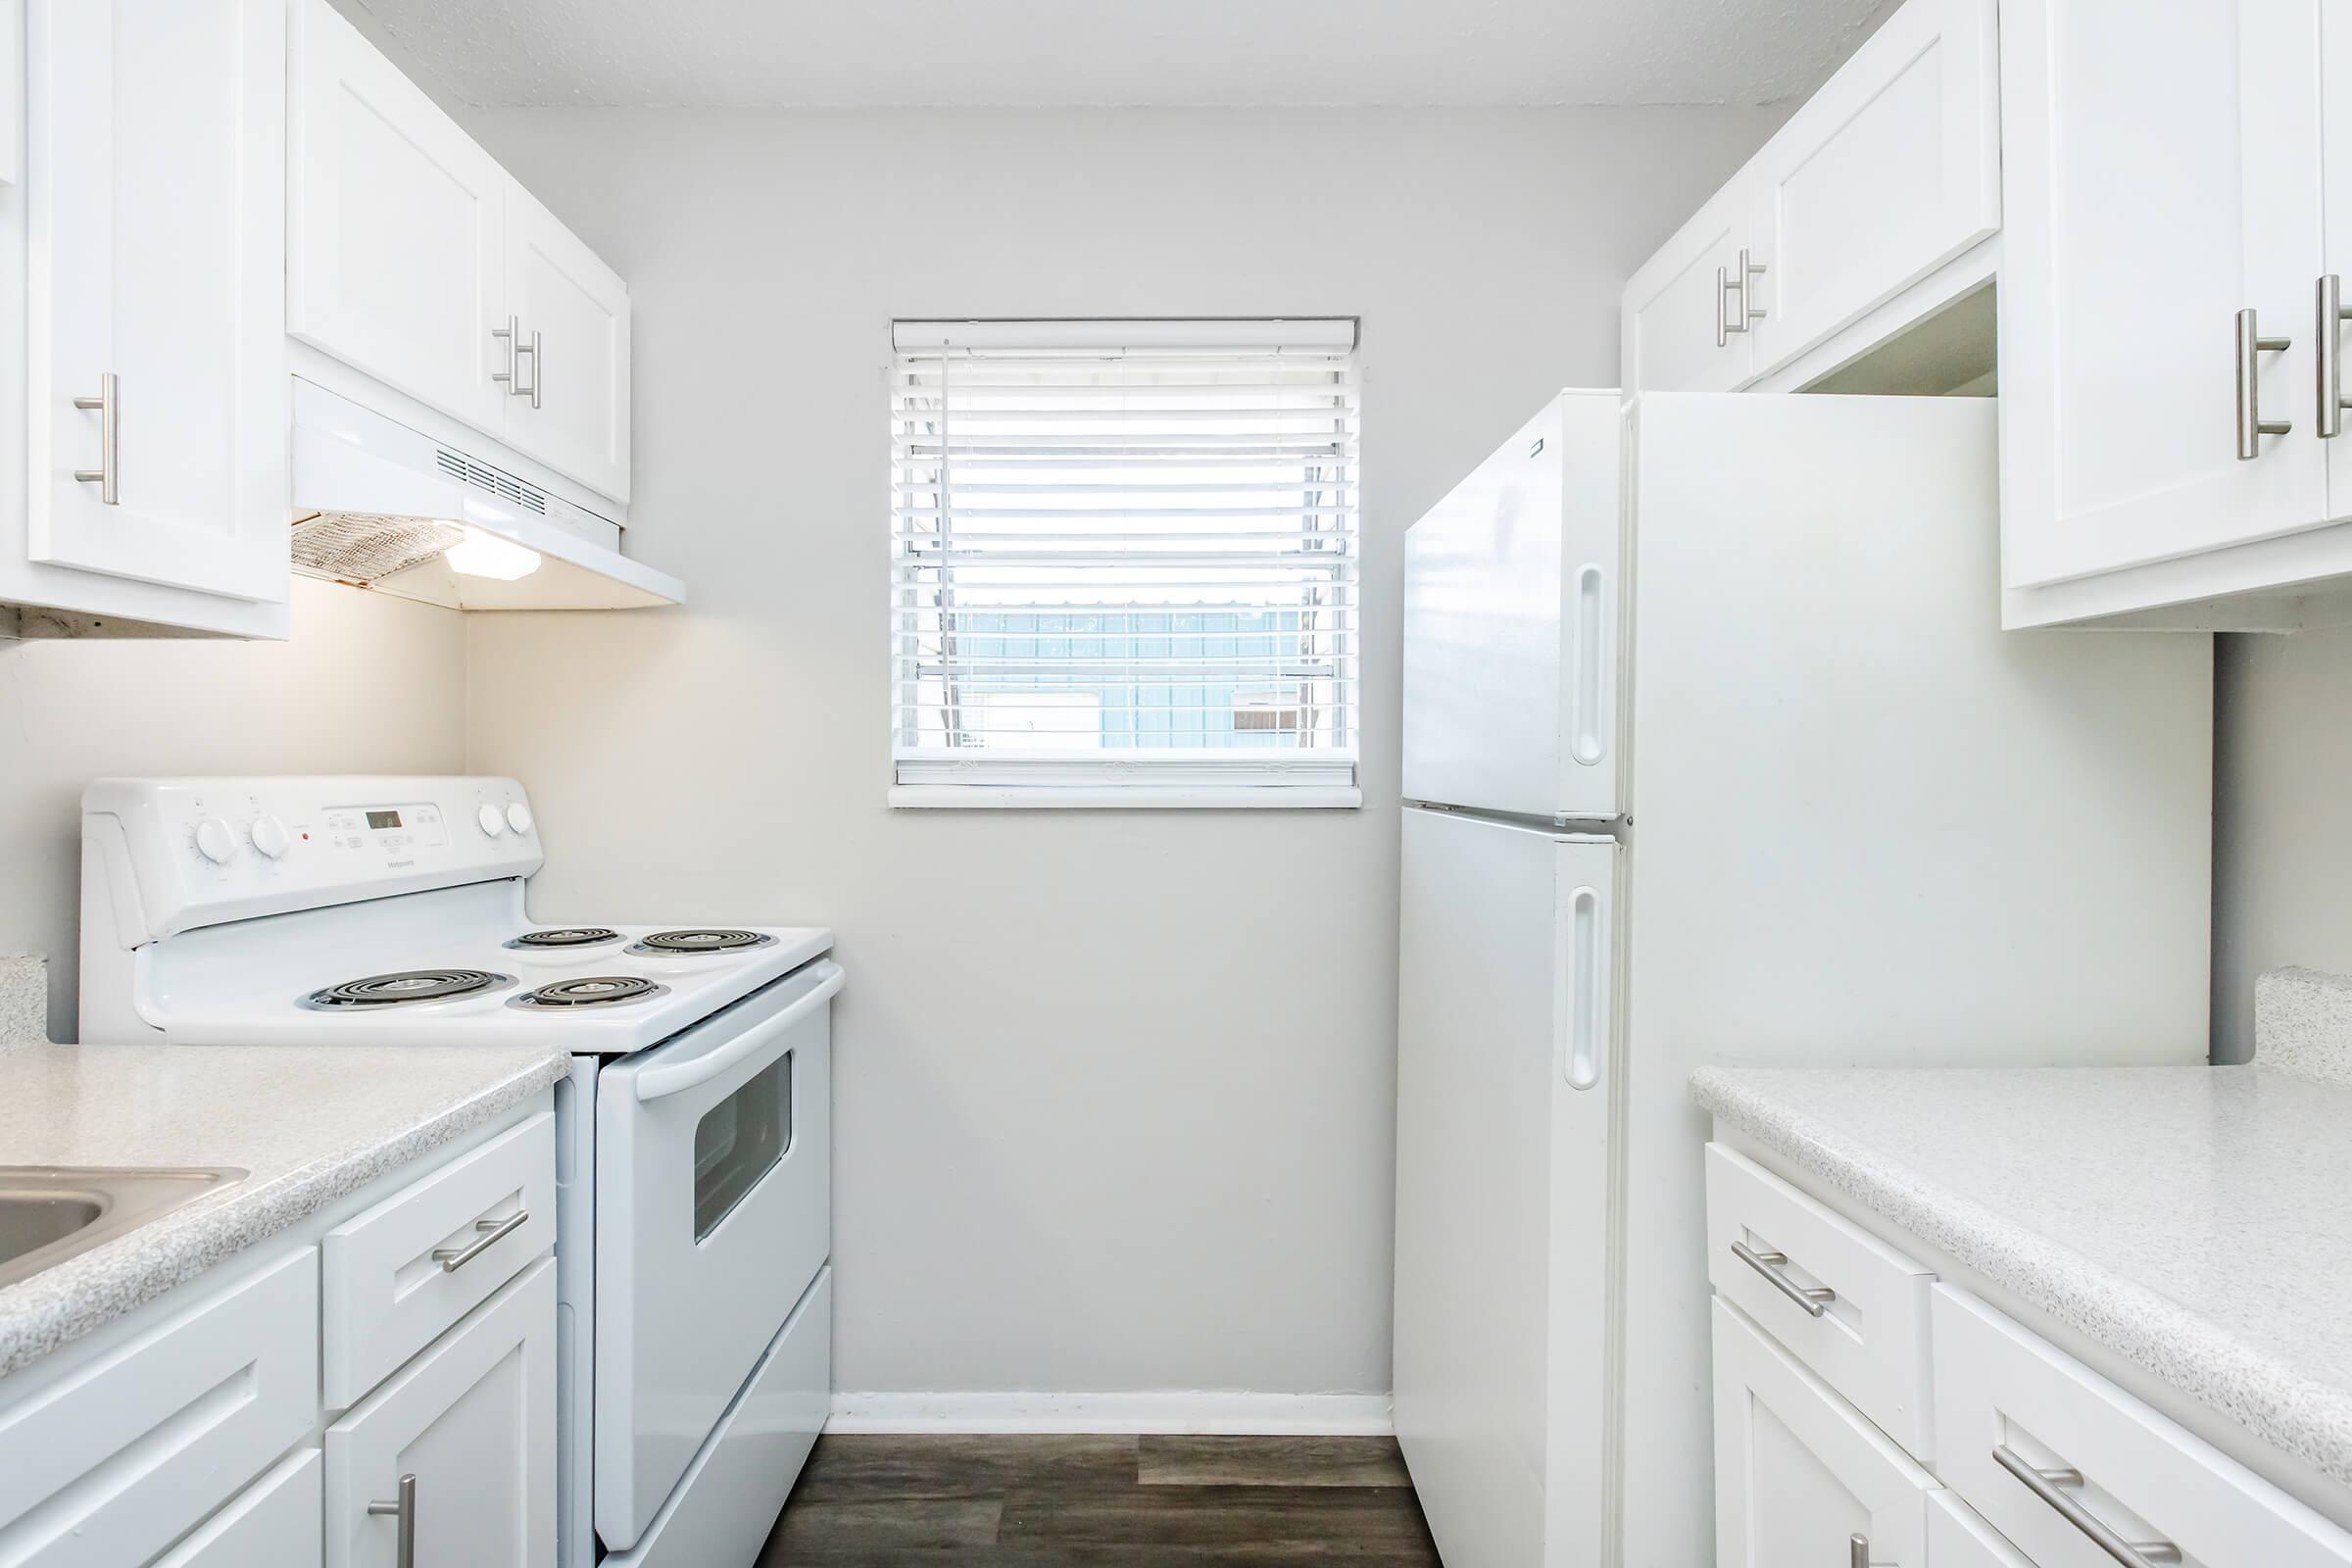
[1622,179,1755,394]
[17,0,290,628]
[285,0,631,506]
[2000,0,2327,594]
[1744,0,2000,380]
[503,190,632,501]
[287,0,510,439]
[1622,0,1999,396]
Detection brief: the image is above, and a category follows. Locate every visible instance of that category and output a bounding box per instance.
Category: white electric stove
[77,775,839,1567]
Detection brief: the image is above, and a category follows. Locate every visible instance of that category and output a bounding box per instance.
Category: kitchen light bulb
[444,526,542,581]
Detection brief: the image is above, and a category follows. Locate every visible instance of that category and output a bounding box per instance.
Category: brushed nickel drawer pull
[1991,1444,2181,1566]
[432,1208,527,1272]
[2321,276,2352,437]
[1731,1240,1833,1317]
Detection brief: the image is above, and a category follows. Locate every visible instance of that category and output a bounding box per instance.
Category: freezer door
[1402,389,1622,819]
[1394,808,1616,1568]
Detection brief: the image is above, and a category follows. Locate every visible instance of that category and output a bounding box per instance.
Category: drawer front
[1706,1143,1936,1456]
[1714,1298,1936,1568]
[0,1248,318,1568]
[1928,1491,2035,1568]
[607,1268,830,1567]
[1932,1287,2352,1567]
[154,1449,322,1567]
[323,1110,555,1406]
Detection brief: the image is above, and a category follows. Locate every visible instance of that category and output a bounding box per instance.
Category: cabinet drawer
[1714,1298,1936,1568]
[154,1449,322,1568]
[0,1248,318,1567]
[323,1111,554,1406]
[1932,1287,2352,1567]
[1928,1491,2035,1568]
[1706,1143,1936,1456]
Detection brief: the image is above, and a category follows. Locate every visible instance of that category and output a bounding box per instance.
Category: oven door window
[692,1051,793,1241]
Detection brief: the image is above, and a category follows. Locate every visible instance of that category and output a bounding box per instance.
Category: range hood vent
[433,448,550,516]
[290,377,683,612]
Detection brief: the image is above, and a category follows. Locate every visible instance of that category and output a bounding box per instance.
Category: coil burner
[304,970,510,1009]
[508,976,669,1010]
[629,930,776,956]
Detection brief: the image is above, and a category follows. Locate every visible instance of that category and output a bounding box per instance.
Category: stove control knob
[193,817,238,864]
[506,803,534,836]
[476,804,507,838]
[249,815,291,859]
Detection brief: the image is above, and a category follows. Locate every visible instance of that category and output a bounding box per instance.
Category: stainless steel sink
[0,1167,246,1290]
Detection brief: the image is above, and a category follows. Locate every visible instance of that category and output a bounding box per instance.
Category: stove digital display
[365,809,403,830]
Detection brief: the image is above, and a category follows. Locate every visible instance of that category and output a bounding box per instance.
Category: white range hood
[289,378,684,611]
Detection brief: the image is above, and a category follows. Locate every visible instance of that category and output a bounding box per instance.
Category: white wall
[2213,629,2352,1063]
[0,581,468,1041]
[458,106,1780,1398]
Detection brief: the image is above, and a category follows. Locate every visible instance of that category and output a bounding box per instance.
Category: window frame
[887,318,1363,810]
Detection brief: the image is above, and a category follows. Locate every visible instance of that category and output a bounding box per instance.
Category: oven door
[594,956,840,1552]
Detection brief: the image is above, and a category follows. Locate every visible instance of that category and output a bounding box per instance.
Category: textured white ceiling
[342,0,1901,110]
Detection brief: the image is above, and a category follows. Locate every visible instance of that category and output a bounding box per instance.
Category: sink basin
[0,1167,246,1290]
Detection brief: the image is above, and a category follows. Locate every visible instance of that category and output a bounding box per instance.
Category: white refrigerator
[1393,391,2214,1568]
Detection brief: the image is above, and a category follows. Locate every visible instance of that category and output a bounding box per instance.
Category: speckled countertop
[1690,1059,2352,1492]
[0,1043,569,1379]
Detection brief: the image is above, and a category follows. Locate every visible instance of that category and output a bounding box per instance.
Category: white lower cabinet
[153,1450,322,1568]
[1705,1139,2352,1568]
[0,1099,559,1568]
[1933,1285,2352,1568]
[0,1247,318,1567]
[1712,1298,1934,1568]
[326,1256,557,1568]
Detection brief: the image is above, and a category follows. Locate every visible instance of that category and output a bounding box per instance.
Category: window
[890,319,1360,808]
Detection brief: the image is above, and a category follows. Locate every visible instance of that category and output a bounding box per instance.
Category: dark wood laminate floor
[759,1435,1443,1564]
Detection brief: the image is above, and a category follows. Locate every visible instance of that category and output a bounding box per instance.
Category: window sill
[887,785,1363,810]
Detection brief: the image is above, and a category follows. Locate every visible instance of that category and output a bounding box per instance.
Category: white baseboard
[825,1391,1395,1436]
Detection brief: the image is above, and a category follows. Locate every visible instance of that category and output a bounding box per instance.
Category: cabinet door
[2323,3,2352,514]
[287,0,512,439]
[325,1258,556,1568]
[1622,178,1755,392]
[25,0,287,603]
[504,191,631,502]
[1711,1298,1935,1568]
[1745,0,2000,378]
[2001,0,2326,588]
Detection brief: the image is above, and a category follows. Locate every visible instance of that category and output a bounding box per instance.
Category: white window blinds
[890,319,1361,805]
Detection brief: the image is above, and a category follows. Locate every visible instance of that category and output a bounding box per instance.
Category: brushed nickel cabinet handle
[72,372,118,505]
[1850,1532,1892,1568]
[512,328,543,409]
[1739,247,1767,325]
[367,1473,417,1568]
[2321,276,2352,437]
[1991,1445,2181,1566]
[432,1208,527,1272]
[492,315,518,387]
[1717,265,1731,347]
[1731,1241,1834,1317]
[2236,307,2292,459]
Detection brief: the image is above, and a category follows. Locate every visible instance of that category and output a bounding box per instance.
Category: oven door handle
[632,960,845,1103]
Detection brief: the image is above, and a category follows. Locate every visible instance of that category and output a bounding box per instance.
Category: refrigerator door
[1394,807,1616,1568]
[1610,392,2213,1568]
[1402,389,1623,820]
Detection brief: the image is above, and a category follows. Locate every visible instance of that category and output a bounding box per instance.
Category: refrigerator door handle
[1570,564,1610,767]
[1563,883,1606,1090]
